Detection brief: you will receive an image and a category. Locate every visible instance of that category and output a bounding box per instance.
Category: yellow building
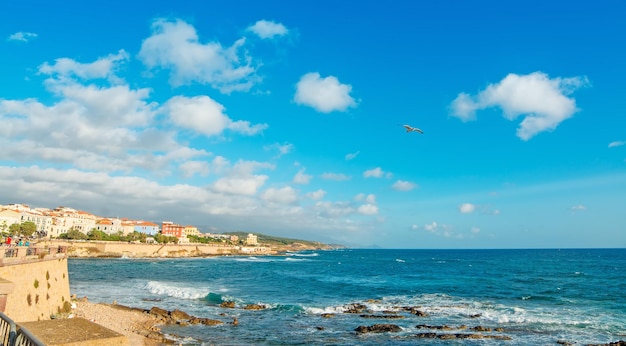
[246,233,258,245]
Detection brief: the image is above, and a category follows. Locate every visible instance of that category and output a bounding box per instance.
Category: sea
[67,248,626,345]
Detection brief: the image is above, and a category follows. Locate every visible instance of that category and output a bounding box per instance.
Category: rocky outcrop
[413,332,512,340]
[359,314,404,319]
[147,306,223,326]
[220,301,236,308]
[354,324,402,333]
[343,303,368,314]
[243,304,266,310]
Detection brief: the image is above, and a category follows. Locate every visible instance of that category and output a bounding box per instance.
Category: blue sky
[1,0,625,248]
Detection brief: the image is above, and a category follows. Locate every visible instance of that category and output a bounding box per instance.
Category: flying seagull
[403,124,424,134]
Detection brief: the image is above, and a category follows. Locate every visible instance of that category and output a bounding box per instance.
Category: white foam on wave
[144,281,211,300]
[395,259,405,263]
[305,305,347,314]
[284,257,307,262]
[234,256,272,262]
[291,252,319,257]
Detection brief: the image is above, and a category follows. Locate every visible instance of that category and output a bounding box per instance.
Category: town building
[246,233,258,245]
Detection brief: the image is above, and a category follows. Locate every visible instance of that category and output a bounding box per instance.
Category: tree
[154,233,178,244]
[20,221,37,237]
[66,228,88,240]
[8,223,20,236]
[0,221,8,235]
[88,229,107,241]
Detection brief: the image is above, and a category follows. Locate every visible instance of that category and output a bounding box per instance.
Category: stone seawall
[39,240,276,258]
[0,255,71,323]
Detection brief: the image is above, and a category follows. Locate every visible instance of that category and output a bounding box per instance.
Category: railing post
[0,311,16,346]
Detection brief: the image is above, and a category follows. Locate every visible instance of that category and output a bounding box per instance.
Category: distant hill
[222,232,344,250]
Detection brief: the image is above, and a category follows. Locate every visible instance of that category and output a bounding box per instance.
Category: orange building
[161,221,185,238]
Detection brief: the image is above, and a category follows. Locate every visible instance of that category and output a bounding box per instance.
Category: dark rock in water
[557,341,574,346]
[344,303,368,314]
[189,317,224,326]
[469,313,482,318]
[359,314,404,319]
[471,326,492,332]
[414,333,512,341]
[413,310,429,317]
[587,342,626,346]
[399,306,429,317]
[354,324,402,333]
[243,303,266,310]
[320,313,335,318]
[415,332,438,338]
[220,301,236,308]
[415,324,459,330]
[316,326,324,330]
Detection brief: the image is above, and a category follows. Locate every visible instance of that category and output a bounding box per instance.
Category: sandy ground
[72,299,165,346]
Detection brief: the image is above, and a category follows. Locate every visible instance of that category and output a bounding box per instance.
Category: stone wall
[0,254,71,322]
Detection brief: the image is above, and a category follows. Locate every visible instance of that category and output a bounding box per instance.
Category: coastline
[38,239,335,258]
[72,298,167,345]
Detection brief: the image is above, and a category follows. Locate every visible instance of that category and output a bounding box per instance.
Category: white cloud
[345,151,360,160]
[264,142,294,157]
[247,20,288,39]
[358,204,378,215]
[8,32,37,42]
[261,186,298,205]
[314,201,355,218]
[179,161,210,177]
[293,168,312,184]
[459,203,476,213]
[355,193,376,204]
[450,72,589,140]
[608,141,625,148]
[39,50,129,81]
[423,221,439,233]
[294,72,357,113]
[569,204,586,212]
[211,160,273,195]
[306,189,326,200]
[363,167,391,178]
[321,172,351,181]
[415,221,459,238]
[471,227,481,234]
[392,180,416,191]
[162,95,266,136]
[213,175,268,195]
[138,18,259,93]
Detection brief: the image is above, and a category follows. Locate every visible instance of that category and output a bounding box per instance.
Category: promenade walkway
[0,244,129,346]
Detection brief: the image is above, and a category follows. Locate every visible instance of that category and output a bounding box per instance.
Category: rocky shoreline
[70,298,625,346]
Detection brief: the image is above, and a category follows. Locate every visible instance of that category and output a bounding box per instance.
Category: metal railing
[0,311,16,346]
[13,328,44,346]
[0,312,44,346]
[3,246,67,259]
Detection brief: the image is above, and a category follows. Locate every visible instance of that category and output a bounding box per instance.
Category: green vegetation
[153,233,178,244]
[7,221,37,237]
[59,229,150,242]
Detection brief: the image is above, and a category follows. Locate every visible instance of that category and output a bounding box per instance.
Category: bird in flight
[402,124,424,134]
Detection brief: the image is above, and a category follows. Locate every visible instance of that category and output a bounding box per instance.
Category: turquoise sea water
[68,249,626,345]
